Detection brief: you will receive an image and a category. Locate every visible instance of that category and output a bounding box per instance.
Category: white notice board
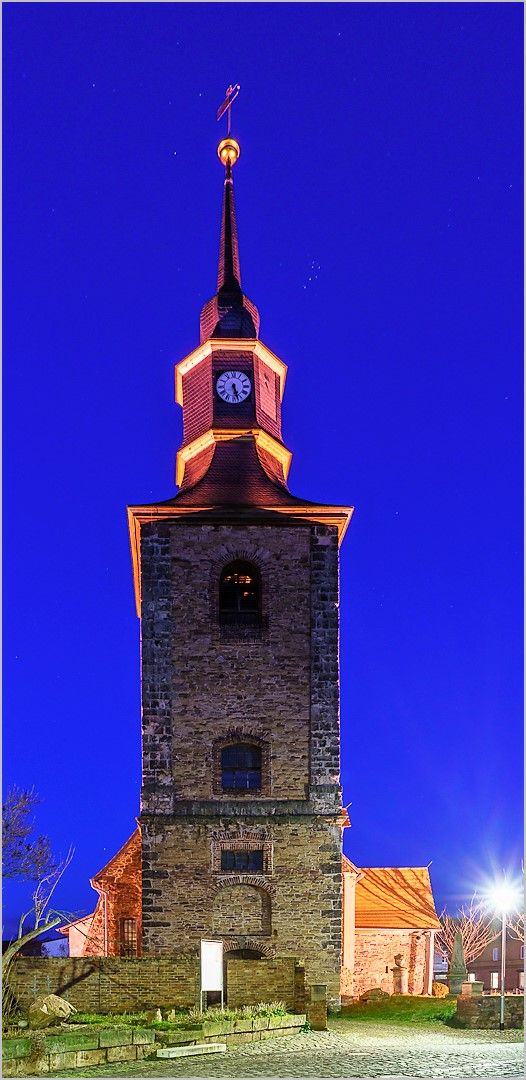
[200,939,224,993]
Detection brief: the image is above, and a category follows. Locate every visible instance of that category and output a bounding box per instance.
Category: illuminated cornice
[175,428,292,486]
[127,503,354,617]
[174,338,288,405]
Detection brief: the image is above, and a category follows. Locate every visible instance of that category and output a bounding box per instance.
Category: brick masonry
[8,956,305,1015]
[82,832,142,958]
[139,519,344,1006]
[227,958,300,1010]
[9,957,198,1013]
[348,930,430,999]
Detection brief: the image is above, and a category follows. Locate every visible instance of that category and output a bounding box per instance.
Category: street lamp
[487,880,521,1031]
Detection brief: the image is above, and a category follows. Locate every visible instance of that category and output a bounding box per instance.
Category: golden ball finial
[217,137,240,167]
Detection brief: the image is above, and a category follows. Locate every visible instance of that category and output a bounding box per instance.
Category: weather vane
[216,84,240,137]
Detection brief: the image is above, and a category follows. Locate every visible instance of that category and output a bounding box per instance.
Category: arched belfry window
[219,560,261,628]
[221,744,262,791]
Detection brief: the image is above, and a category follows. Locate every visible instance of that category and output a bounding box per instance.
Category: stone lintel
[139,798,342,822]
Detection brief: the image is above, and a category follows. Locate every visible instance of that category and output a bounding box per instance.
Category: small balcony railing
[218,611,268,631]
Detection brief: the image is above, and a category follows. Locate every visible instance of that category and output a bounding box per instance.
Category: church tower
[127,120,353,1007]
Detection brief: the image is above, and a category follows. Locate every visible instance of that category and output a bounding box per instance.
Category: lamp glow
[486,880,521,914]
[484,876,523,1031]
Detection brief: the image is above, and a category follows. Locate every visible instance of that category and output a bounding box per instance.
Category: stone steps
[156,1043,227,1059]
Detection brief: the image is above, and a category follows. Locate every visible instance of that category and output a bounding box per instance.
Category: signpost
[200,939,224,1011]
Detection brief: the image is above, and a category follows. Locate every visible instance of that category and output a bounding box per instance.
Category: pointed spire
[218,157,241,289]
[199,136,260,343]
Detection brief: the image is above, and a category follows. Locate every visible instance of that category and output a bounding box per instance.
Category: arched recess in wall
[212,883,272,938]
[224,939,275,959]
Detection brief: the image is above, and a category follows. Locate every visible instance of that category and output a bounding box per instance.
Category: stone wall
[2,1015,307,1077]
[8,956,306,1015]
[8,957,198,1013]
[141,815,342,1003]
[227,958,300,1010]
[456,995,524,1029]
[139,519,344,1007]
[141,523,313,809]
[350,930,429,998]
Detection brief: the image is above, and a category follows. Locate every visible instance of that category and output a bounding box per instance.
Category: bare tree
[507,911,524,943]
[436,896,499,965]
[2,787,73,970]
[2,788,55,880]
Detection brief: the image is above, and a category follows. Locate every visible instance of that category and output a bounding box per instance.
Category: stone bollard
[306,984,327,1031]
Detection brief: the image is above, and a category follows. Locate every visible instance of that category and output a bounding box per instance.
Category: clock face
[216,370,251,404]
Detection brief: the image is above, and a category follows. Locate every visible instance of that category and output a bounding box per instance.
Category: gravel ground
[52,1021,524,1078]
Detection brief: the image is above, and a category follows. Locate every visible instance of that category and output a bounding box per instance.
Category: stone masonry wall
[140,519,343,1007]
[9,957,305,1014]
[227,958,299,1010]
[456,995,524,1029]
[350,930,429,998]
[141,523,312,808]
[9,957,198,1013]
[141,815,342,1005]
[309,526,342,815]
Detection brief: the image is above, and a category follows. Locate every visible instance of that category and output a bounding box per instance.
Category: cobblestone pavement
[52,1021,524,1078]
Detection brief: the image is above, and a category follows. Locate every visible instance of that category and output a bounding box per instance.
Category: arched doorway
[227,947,264,960]
[223,943,269,1004]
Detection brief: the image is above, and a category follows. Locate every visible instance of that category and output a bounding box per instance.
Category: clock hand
[232,384,239,399]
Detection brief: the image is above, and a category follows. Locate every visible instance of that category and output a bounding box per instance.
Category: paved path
[54,1022,524,1078]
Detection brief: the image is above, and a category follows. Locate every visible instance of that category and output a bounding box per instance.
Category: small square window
[467,973,476,983]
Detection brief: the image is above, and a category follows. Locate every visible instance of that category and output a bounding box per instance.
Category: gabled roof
[91,828,140,887]
[354,866,440,930]
[58,912,94,936]
[342,854,362,875]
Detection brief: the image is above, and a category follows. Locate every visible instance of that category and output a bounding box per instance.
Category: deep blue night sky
[4,3,523,934]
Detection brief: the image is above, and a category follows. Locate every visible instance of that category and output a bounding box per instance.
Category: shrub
[432,981,450,998]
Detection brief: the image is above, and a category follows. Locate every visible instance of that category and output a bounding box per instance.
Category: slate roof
[174,437,305,508]
[200,160,260,342]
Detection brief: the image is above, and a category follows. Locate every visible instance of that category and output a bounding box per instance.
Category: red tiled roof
[354,866,440,930]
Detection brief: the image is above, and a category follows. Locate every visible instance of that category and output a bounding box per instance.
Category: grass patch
[70,1001,291,1031]
[333,996,457,1024]
[70,1013,151,1026]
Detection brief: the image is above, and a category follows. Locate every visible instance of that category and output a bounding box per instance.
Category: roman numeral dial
[216,370,251,404]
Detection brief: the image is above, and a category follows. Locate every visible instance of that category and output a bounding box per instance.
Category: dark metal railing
[218,611,268,630]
